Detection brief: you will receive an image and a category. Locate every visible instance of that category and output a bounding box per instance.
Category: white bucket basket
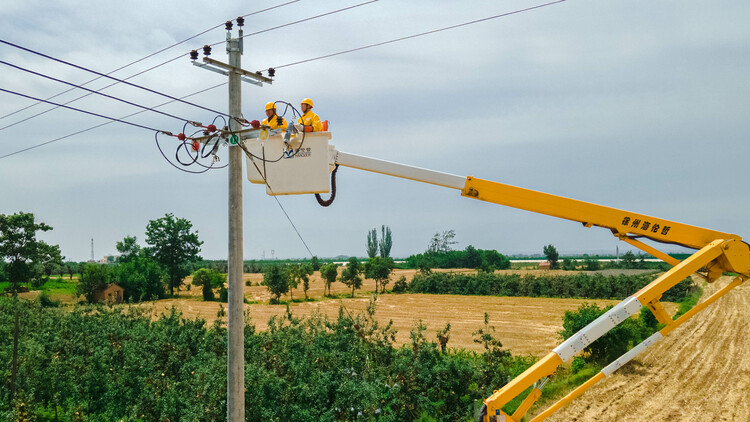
[246,131,335,195]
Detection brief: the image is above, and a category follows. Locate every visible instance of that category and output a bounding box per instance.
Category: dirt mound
[543,276,750,421]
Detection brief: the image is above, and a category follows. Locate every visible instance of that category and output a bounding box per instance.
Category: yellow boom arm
[331,150,750,422]
[242,135,750,421]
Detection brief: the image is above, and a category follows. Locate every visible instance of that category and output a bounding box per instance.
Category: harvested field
[153,268,672,356]
[542,276,750,421]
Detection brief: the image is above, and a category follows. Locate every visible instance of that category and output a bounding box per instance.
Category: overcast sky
[1,0,748,262]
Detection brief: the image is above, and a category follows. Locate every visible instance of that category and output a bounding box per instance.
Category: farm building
[538,261,551,270]
[93,283,124,304]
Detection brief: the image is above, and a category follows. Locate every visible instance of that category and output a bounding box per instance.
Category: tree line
[403,271,698,302]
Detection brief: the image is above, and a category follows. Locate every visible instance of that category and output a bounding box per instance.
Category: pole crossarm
[196,57,273,85]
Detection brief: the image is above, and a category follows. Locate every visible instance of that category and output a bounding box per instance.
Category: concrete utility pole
[226,32,244,422]
[192,18,273,421]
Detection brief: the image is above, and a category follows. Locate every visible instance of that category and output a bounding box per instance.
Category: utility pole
[191,17,273,421]
[226,28,244,422]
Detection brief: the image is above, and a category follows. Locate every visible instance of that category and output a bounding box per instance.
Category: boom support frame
[331,150,750,421]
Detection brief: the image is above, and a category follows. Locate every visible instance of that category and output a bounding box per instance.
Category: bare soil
[151,268,671,356]
[542,276,750,421]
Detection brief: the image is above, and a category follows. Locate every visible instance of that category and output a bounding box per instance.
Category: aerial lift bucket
[245,131,336,195]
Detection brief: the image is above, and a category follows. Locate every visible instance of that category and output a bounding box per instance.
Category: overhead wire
[0,39,233,119]
[0,60,210,126]
[263,0,567,71]
[0,0,301,122]
[0,87,178,135]
[205,0,380,48]
[0,0,377,134]
[0,86,223,171]
[0,82,227,160]
[1,85,224,172]
[240,141,315,258]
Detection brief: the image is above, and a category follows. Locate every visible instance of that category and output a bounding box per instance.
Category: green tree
[116,235,140,263]
[0,212,62,405]
[427,229,457,253]
[464,245,482,269]
[263,265,289,304]
[77,263,111,302]
[560,302,647,365]
[621,251,637,269]
[112,236,165,302]
[364,256,394,293]
[584,258,601,271]
[481,249,511,270]
[0,212,61,291]
[379,225,392,258]
[392,275,408,293]
[192,268,226,301]
[0,261,7,283]
[310,256,321,271]
[112,254,165,302]
[319,263,338,296]
[63,261,78,280]
[145,213,203,295]
[35,242,64,286]
[562,258,578,271]
[366,228,378,258]
[289,263,314,300]
[543,244,560,269]
[340,257,363,298]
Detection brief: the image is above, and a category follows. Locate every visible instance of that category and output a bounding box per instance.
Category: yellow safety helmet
[265,101,276,111]
[300,98,314,108]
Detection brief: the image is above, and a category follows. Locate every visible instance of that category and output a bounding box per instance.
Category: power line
[206,0,380,48]
[0,39,232,119]
[0,60,208,126]
[0,51,194,134]
[0,82,226,160]
[0,0,301,122]
[0,87,175,134]
[265,0,567,71]
[244,148,315,257]
[0,1,378,134]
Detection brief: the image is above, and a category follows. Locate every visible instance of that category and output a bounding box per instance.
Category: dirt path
[543,276,750,421]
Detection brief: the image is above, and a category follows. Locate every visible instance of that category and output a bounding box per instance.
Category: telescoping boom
[240,130,749,421]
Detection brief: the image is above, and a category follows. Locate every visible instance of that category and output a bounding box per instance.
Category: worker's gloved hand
[250,120,260,129]
[304,126,313,132]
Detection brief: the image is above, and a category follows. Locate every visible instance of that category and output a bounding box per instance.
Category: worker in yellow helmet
[298,98,323,132]
[261,101,288,130]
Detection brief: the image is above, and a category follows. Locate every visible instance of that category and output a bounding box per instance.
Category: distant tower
[271,249,275,260]
[91,238,95,261]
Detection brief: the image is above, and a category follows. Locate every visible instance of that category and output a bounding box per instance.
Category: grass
[40,278,78,295]
[1,278,78,296]
[501,363,602,420]
[673,284,704,320]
